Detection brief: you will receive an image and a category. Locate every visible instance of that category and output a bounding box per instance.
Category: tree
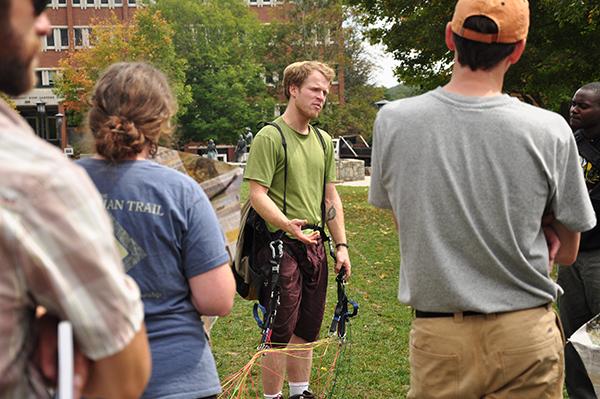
[152,0,275,144]
[261,0,383,138]
[385,83,419,101]
[0,93,16,109]
[53,8,191,133]
[346,0,600,110]
[318,84,384,141]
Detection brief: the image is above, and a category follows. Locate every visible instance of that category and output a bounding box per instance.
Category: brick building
[247,0,344,110]
[15,0,138,149]
[18,0,343,149]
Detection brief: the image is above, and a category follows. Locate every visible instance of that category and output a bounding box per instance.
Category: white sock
[289,381,309,396]
[264,392,282,399]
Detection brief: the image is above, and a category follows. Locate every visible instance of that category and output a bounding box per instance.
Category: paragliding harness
[328,265,359,341]
[231,121,329,348]
[575,129,600,201]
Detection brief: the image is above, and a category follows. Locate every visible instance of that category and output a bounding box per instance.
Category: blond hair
[87,62,177,162]
[283,61,335,100]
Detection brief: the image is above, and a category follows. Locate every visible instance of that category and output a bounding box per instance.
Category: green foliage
[262,0,346,80]
[53,9,191,132]
[385,83,420,101]
[318,84,384,141]
[153,0,274,144]
[261,1,383,138]
[150,0,385,142]
[0,92,16,109]
[345,0,600,111]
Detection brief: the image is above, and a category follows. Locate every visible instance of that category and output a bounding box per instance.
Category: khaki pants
[408,305,564,399]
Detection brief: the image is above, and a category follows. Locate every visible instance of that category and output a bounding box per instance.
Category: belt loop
[453,312,464,323]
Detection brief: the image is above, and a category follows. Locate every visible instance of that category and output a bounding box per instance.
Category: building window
[264,70,279,87]
[59,28,69,49]
[76,0,126,6]
[74,27,91,48]
[128,0,136,6]
[49,0,67,7]
[74,29,83,47]
[44,27,69,51]
[35,69,58,88]
[44,31,55,50]
[248,0,279,6]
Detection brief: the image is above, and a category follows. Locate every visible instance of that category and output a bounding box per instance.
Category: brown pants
[408,305,565,399]
[258,236,328,344]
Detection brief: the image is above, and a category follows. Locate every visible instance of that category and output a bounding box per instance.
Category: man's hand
[542,212,561,272]
[34,312,90,398]
[285,219,320,245]
[335,246,351,280]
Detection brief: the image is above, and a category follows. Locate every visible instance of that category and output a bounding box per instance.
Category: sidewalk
[337,176,370,187]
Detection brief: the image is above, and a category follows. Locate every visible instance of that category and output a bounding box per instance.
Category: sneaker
[289,390,315,399]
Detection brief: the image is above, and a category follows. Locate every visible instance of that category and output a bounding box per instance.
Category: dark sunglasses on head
[33,0,51,16]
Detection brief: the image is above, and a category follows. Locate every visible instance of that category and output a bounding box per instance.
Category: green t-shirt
[244,117,336,231]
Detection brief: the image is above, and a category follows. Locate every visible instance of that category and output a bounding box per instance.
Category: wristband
[335,243,349,250]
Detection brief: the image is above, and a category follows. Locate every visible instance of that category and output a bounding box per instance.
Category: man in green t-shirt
[244,61,351,399]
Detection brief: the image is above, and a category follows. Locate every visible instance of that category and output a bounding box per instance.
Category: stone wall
[336,159,365,182]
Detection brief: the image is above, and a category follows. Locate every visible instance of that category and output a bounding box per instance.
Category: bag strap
[258,121,328,227]
[310,125,328,229]
[261,121,288,216]
[575,129,600,200]
[576,129,600,166]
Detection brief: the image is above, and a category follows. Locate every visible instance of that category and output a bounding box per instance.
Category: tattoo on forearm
[327,206,337,221]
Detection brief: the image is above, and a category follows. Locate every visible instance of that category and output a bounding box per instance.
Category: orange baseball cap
[451,0,530,44]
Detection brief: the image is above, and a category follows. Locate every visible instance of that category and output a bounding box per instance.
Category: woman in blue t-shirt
[77,62,235,399]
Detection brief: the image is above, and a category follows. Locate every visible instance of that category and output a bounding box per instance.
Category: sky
[363,39,400,88]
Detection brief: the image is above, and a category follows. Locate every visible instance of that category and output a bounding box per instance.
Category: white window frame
[81,0,95,9]
[43,30,56,51]
[248,0,278,6]
[45,27,69,51]
[77,0,129,6]
[57,27,70,50]
[49,0,67,8]
[73,26,91,49]
[35,69,59,88]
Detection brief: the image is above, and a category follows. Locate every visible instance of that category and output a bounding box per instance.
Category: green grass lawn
[211,185,412,398]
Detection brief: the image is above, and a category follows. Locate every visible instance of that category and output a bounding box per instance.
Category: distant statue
[244,127,253,145]
[235,134,247,162]
[206,139,218,160]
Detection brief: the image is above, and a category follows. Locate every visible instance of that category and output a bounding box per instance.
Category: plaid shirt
[0,101,144,397]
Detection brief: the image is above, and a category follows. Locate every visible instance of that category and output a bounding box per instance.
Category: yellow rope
[219,337,343,399]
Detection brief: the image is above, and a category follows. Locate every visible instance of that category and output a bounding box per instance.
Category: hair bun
[106,115,137,137]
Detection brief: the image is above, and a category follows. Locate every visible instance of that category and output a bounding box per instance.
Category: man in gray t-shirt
[369,0,595,397]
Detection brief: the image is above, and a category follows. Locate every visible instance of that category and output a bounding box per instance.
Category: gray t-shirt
[369,87,596,313]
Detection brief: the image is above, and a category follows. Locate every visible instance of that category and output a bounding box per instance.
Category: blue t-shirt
[77,158,230,399]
